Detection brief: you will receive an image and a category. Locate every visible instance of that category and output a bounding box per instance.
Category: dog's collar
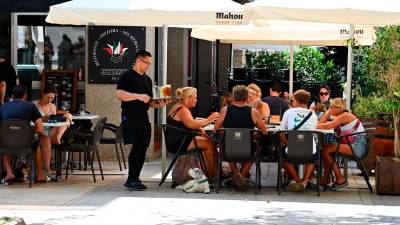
[197,178,208,184]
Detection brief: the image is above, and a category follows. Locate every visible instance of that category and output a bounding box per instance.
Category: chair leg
[90,150,96,183]
[317,158,321,197]
[29,154,34,188]
[159,154,180,186]
[348,142,373,193]
[114,143,122,171]
[95,148,104,181]
[65,151,70,180]
[355,157,374,193]
[255,159,260,195]
[197,151,209,178]
[119,143,127,169]
[55,149,61,180]
[257,160,262,190]
[278,158,282,195]
[70,152,74,173]
[84,152,88,170]
[215,155,221,193]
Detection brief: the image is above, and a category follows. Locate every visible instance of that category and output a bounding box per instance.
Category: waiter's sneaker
[124,180,147,190]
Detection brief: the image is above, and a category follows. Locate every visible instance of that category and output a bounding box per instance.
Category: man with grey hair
[0,55,18,105]
[214,85,267,191]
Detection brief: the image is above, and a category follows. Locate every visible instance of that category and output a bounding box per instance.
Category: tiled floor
[0,160,399,225]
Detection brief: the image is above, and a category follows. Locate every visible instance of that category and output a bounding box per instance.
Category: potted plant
[367,26,400,195]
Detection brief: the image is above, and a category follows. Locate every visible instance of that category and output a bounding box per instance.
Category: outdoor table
[43,121,71,127]
[72,114,99,120]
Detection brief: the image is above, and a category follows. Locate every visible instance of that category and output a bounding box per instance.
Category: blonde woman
[166,87,219,179]
[317,98,367,191]
[247,83,270,119]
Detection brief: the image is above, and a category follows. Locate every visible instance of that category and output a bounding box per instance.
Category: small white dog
[175,168,210,194]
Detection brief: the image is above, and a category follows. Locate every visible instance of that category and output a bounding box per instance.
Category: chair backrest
[90,117,107,146]
[162,124,195,154]
[115,124,123,139]
[0,119,34,153]
[221,128,253,162]
[286,130,317,164]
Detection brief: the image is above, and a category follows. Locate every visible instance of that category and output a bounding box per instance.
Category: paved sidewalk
[0,160,399,225]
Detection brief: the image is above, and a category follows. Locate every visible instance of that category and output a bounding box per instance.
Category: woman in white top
[247,83,270,119]
[34,85,71,181]
[317,98,367,191]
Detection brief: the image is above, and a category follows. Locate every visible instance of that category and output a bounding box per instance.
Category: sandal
[288,182,305,192]
[1,178,13,186]
[329,181,349,191]
[35,179,47,183]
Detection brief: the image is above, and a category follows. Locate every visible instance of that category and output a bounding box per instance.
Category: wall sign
[42,69,78,112]
[88,26,146,84]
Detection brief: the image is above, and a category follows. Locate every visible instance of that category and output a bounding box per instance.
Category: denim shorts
[351,134,368,158]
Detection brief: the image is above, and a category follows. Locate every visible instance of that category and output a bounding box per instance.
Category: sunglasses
[320,92,329,96]
[138,58,151,65]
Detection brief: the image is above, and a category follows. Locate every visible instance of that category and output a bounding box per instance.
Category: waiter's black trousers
[127,142,148,182]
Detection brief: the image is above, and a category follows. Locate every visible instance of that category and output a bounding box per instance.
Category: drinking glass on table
[60,101,70,112]
[79,104,86,115]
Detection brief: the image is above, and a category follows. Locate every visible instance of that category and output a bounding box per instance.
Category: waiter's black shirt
[116,69,153,120]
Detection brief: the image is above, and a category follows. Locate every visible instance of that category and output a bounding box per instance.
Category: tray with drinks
[151,96,180,101]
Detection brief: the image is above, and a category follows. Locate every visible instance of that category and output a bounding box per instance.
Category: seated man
[279,89,318,192]
[262,81,289,119]
[214,85,267,191]
[0,85,44,184]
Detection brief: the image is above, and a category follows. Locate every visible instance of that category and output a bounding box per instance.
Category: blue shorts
[351,134,368,158]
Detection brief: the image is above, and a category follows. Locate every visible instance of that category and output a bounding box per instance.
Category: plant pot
[374,113,395,157]
[376,156,400,195]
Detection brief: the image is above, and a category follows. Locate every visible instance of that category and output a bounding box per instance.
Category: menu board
[42,70,78,112]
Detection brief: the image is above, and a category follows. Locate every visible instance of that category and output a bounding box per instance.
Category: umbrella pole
[345,24,354,110]
[289,44,294,95]
[161,25,168,176]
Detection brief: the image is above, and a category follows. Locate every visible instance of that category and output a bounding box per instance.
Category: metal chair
[100,123,126,171]
[0,119,39,187]
[276,130,323,196]
[159,124,208,186]
[333,128,374,193]
[215,128,262,194]
[57,117,107,182]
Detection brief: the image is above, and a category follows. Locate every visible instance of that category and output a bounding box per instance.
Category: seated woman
[317,98,367,191]
[220,91,233,108]
[34,85,72,181]
[310,85,331,110]
[214,85,267,191]
[166,87,219,179]
[247,83,270,119]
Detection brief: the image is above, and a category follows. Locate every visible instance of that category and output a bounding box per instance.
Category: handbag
[337,119,361,144]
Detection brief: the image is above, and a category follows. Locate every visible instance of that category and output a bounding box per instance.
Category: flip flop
[35,179,47,183]
[330,181,349,191]
[288,182,305,192]
[1,178,13,186]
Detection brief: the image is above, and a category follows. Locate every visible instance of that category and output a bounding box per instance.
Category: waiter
[116,50,169,190]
